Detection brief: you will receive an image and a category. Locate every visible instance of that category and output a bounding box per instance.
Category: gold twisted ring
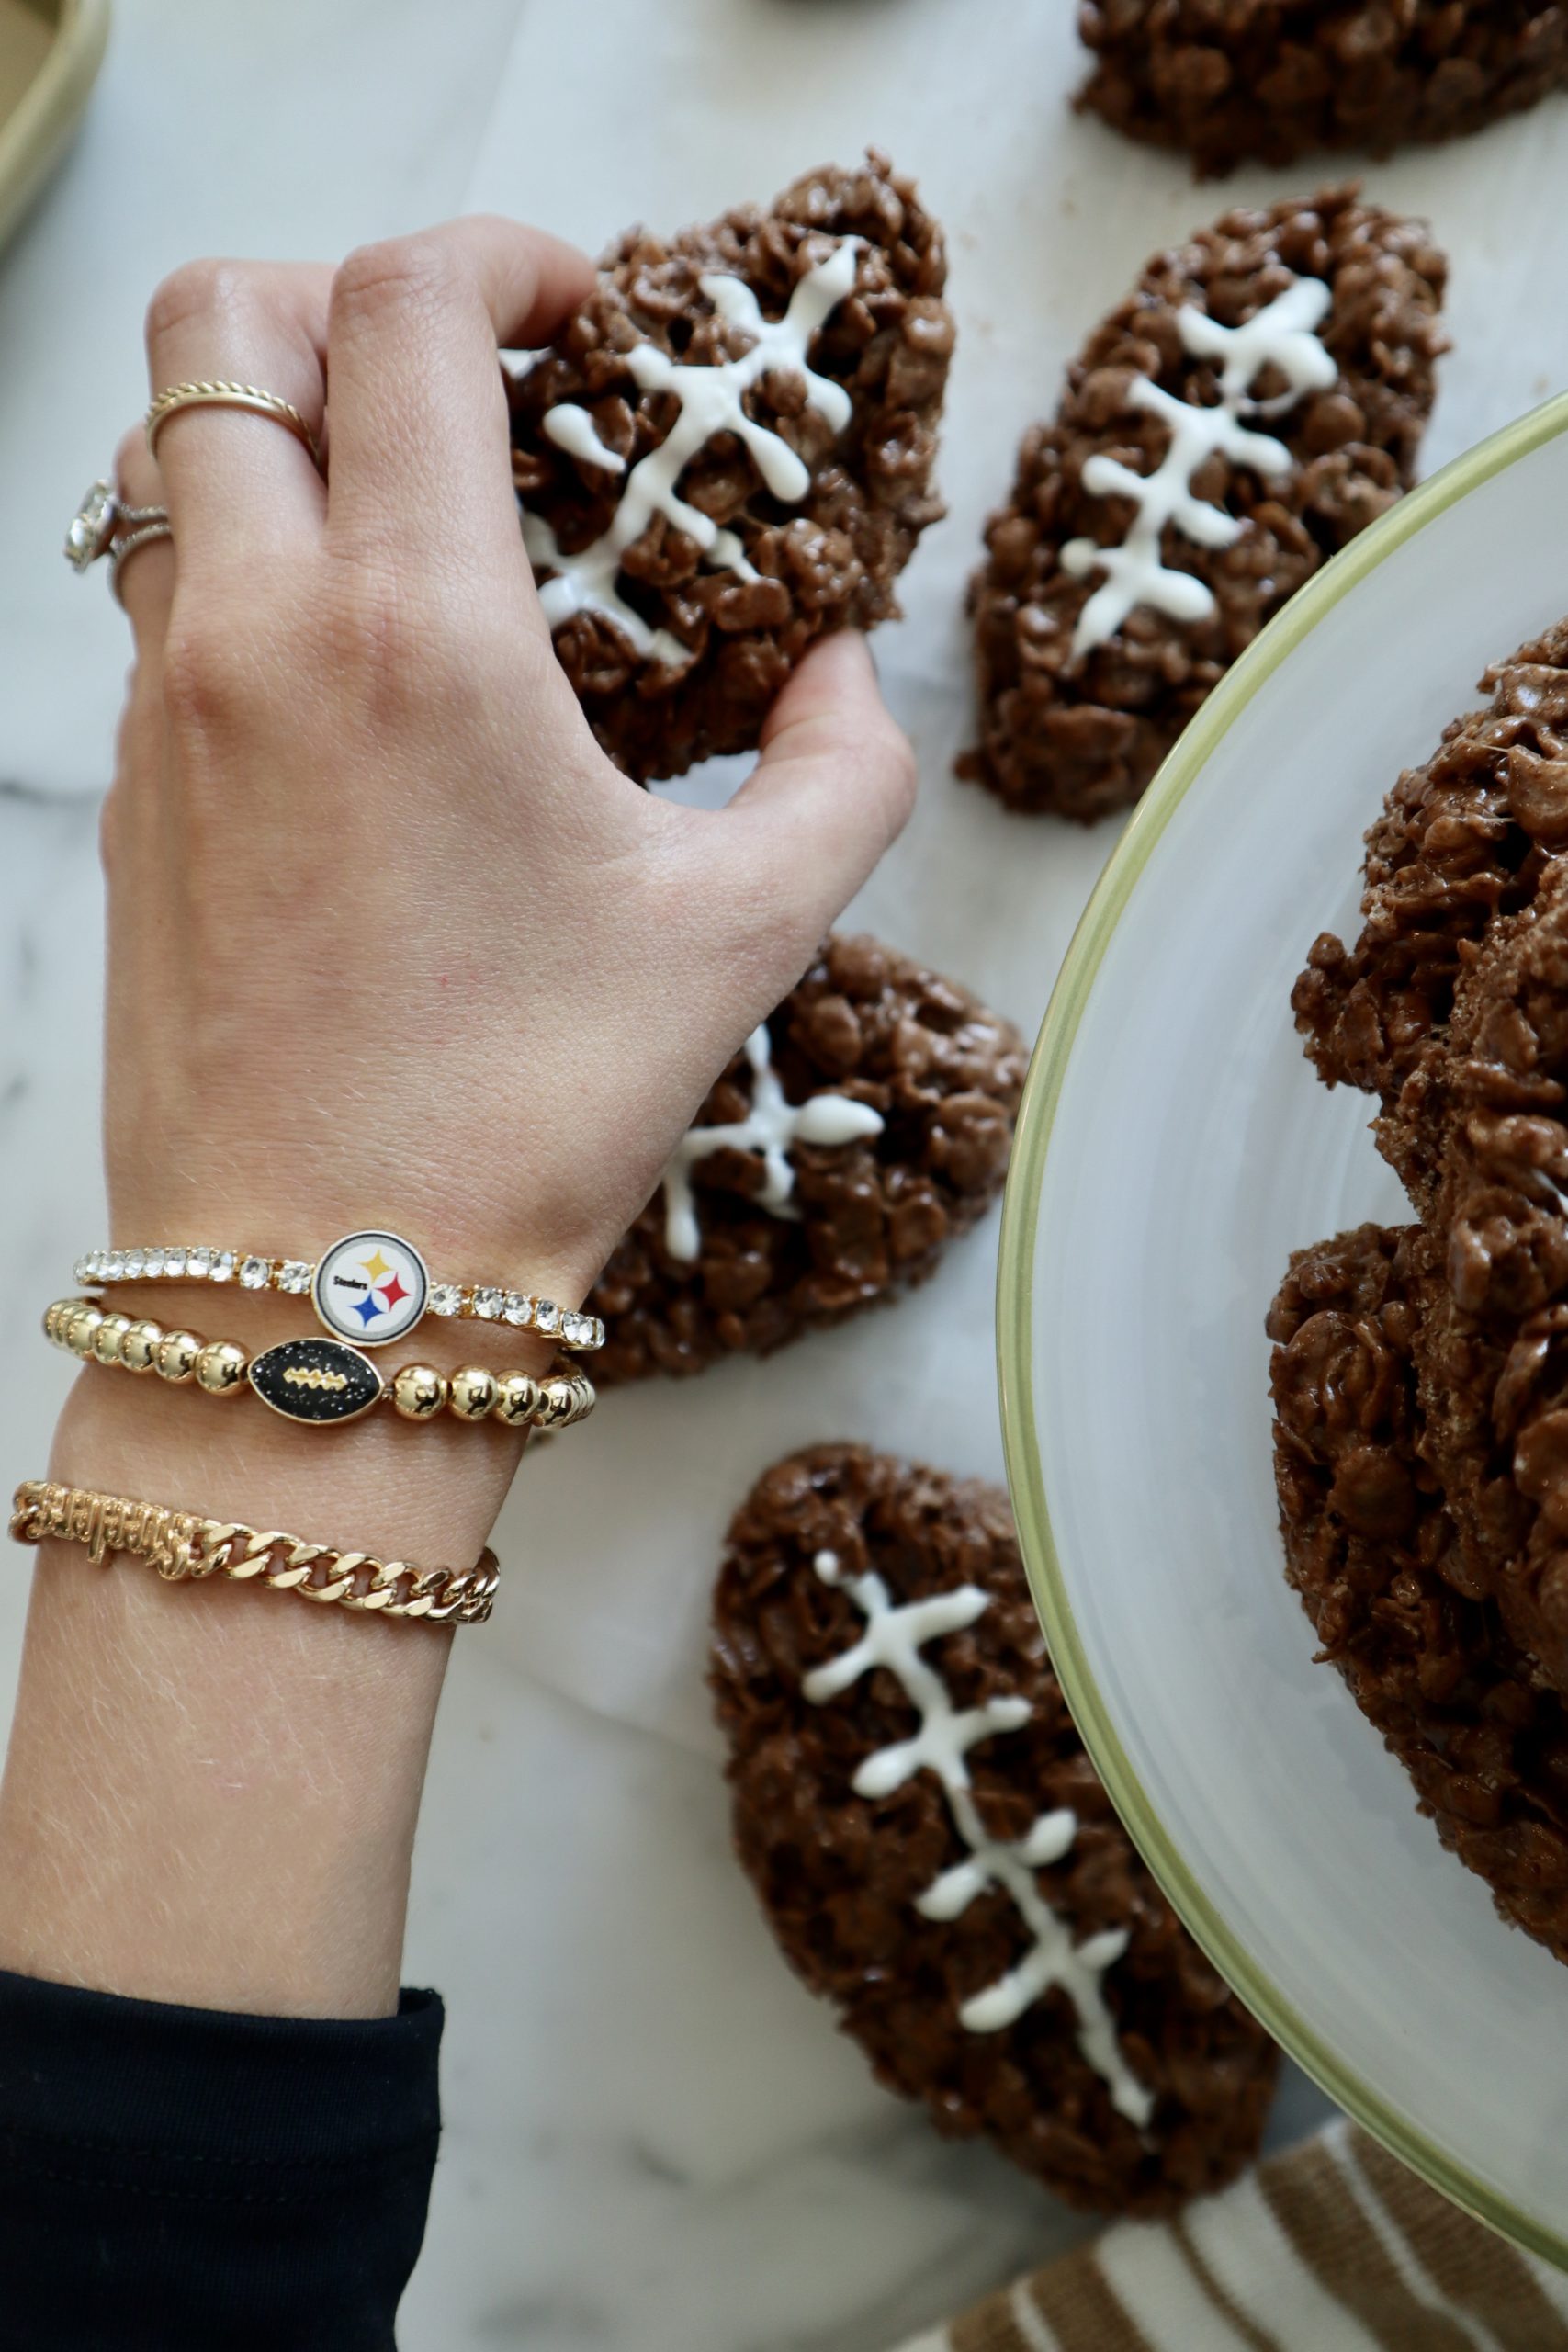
[145,379,322,469]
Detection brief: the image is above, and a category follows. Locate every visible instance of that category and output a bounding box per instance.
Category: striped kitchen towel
[894,2119,1568,2351]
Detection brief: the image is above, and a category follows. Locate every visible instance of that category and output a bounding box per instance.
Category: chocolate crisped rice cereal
[1376,871,1568,1697]
[585,935,1025,1385]
[1295,616,1568,1131]
[1077,1,1568,177]
[958,187,1445,821]
[711,1445,1280,2215]
[507,151,951,784]
[1269,1222,1568,1966]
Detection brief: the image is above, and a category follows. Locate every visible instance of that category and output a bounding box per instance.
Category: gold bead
[93,1312,133,1365]
[68,1305,104,1356]
[536,1377,571,1430]
[195,1340,247,1396]
[448,1365,498,1421]
[392,1363,447,1421]
[156,1329,201,1384]
[120,1318,164,1374]
[492,1371,541,1428]
[42,1302,62,1343]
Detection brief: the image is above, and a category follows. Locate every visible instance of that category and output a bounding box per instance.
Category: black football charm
[248,1337,384,1425]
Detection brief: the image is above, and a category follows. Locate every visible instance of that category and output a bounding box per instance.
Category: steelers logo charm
[311,1230,429,1348]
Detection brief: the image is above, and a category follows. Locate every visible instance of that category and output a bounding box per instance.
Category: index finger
[321,216,595,583]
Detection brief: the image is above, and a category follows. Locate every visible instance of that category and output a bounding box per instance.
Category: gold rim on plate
[996,386,1568,2269]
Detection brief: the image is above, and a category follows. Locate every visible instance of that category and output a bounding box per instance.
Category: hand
[107,215,917,1306]
[0,218,916,2020]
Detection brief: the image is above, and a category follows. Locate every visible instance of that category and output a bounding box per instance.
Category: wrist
[0,1283,546,2017]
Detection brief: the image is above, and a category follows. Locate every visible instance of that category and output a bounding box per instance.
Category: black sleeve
[0,1966,443,2350]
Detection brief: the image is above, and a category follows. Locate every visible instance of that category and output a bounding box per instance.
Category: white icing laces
[1063,273,1337,662]
[803,1549,1154,2127]
[522,241,860,668]
[659,1023,884,1263]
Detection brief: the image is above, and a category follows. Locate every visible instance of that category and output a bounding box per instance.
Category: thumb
[713,631,917,939]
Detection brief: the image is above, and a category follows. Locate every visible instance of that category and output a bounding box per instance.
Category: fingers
[109,425,173,662]
[322,216,595,589]
[134,220,595,623]
[714,634,918,942]
[143,259,333,562]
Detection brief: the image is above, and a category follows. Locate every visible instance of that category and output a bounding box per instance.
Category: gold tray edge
[0,0,110,256]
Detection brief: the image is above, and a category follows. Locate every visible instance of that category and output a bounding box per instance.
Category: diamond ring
[65,480,170,573]
[109,519,175,605]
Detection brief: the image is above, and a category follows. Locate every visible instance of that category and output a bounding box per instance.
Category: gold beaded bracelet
[72,1228,604,1352]
[11,1479,499,1624]
[43,1298,596,1434]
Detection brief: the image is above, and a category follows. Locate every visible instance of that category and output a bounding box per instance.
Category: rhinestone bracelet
[11,1478,500,1625]
[44,1298,596,1434]
[71,1228,604,1353]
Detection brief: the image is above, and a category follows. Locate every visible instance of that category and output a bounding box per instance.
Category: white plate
[998,391,1568,2262]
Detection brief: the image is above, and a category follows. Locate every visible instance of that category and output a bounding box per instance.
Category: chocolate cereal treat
[1077,2,1568,177]
[712,1445,1279,2214]
[508,152,951,783]
[1379,874,1568,1697]
[1295,616,1568,1135]
[586,935,1025,1385]
[1269,1222,1568,1965]
[959,188,1445,820]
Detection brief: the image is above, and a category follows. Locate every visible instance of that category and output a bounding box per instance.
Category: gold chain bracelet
[43,1298,596,1434]
[11,1480,500,1625]
[71,1229,604,1352]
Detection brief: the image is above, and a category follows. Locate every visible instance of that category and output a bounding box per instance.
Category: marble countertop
[19,0,1568,2343]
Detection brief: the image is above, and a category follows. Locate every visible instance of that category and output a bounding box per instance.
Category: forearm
[0,1286,548,2018]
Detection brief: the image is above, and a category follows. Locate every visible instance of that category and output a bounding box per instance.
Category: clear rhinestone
[563,1311,594,1349]
[239,1256,272,1290]
[107,1251,127,1280]
[503,1292,534,1327]
[65,481,116,571]
[472,1287,503,1320]
[143,1249,165,1279]
[430,1284,463,1317]
[73,1257,90,1286]
[210,1251,236,1283]
[187,1248,214,1278]
[278,1261,311,1295]
[163,1248,186,1278]
[536,1300,562,1335]
[122,1250,146,1280]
